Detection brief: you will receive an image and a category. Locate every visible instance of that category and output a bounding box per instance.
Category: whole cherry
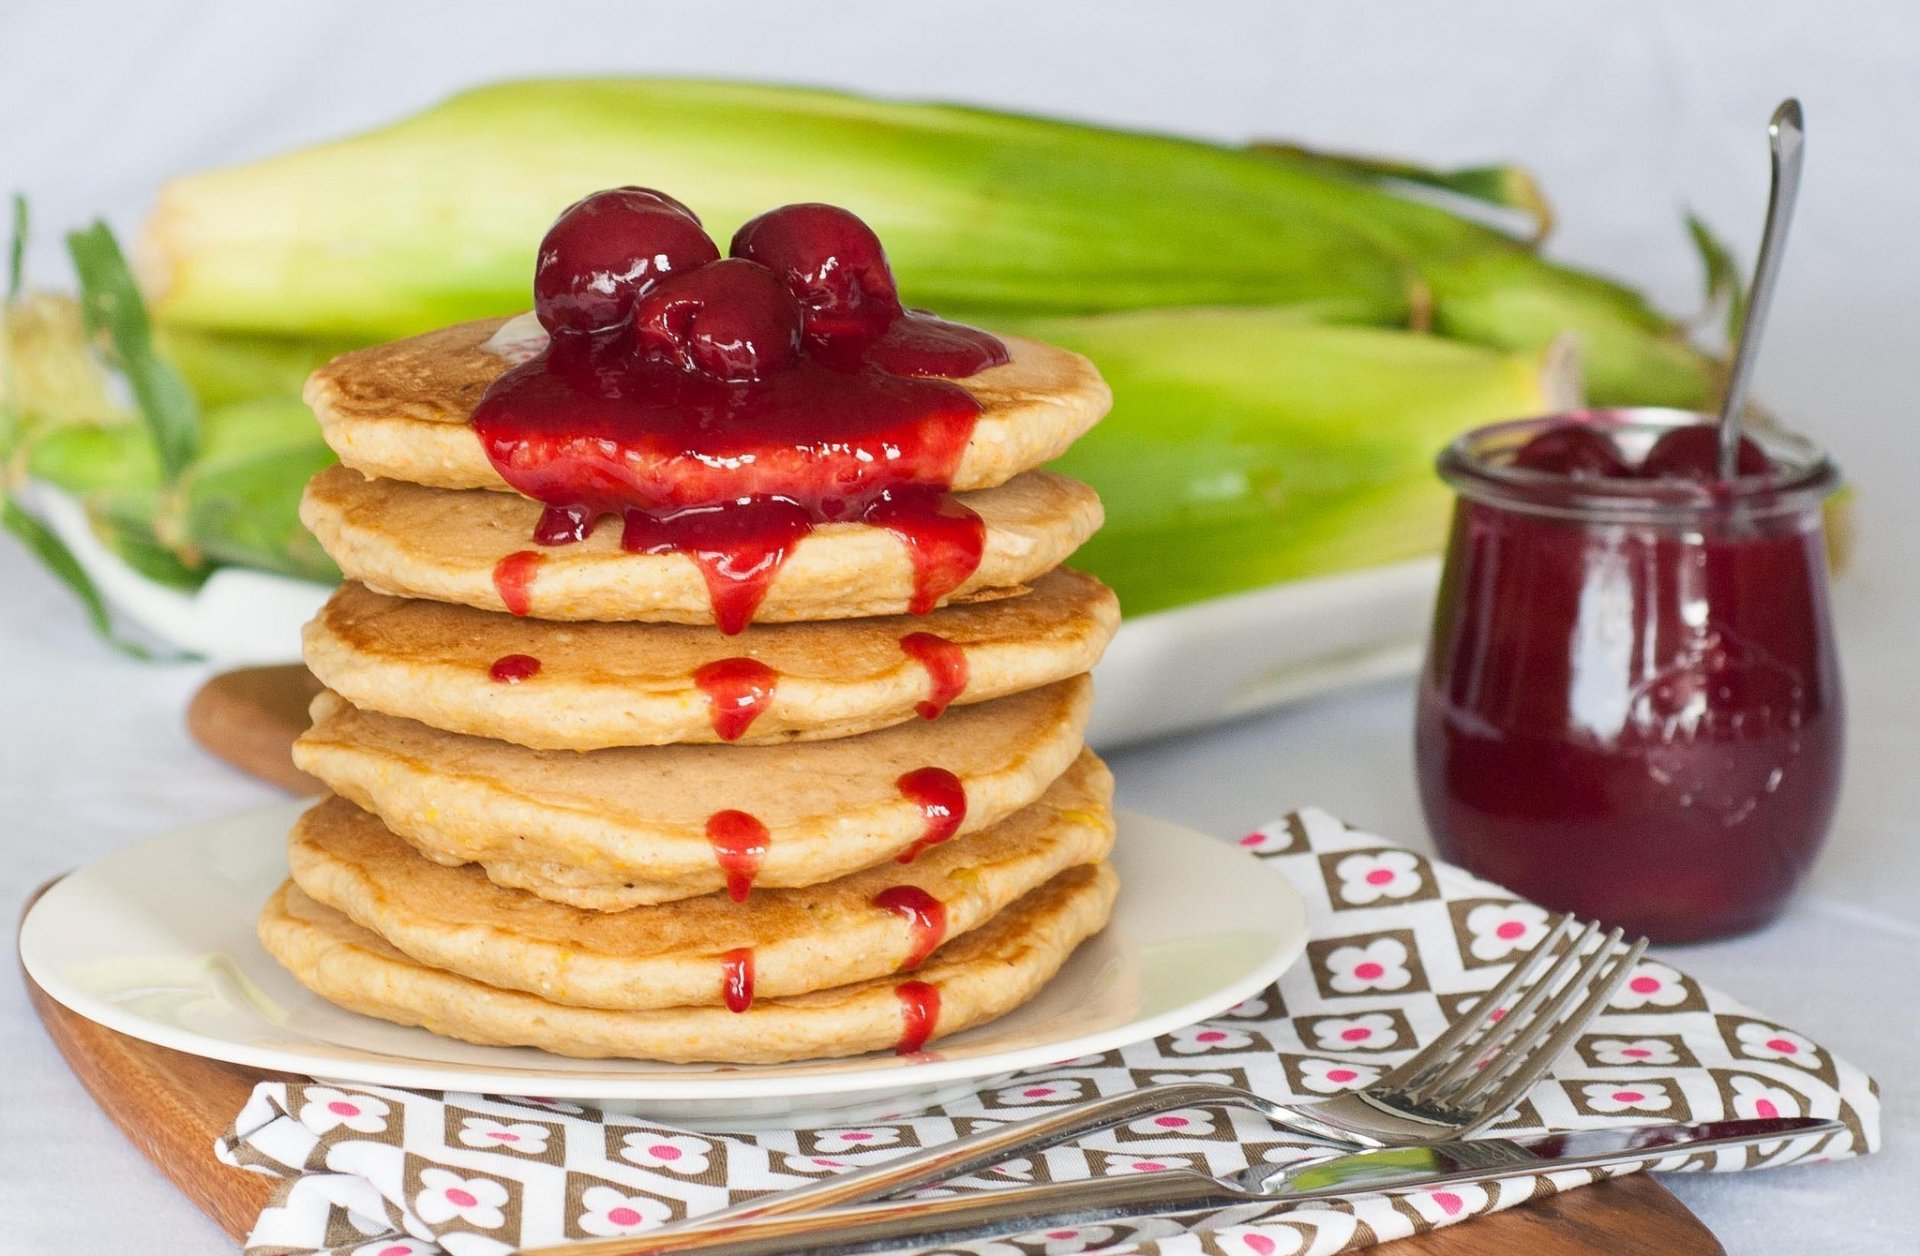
[534,187,719,334]
[632,258,803,383]
[1641,424,1771,481]
[730,203,903,340]
[1511,424,1634,478]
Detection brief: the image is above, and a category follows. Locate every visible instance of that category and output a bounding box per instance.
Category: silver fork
[657,915,1647,1233]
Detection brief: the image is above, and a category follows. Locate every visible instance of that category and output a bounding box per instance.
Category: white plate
[20,802,1307,1128]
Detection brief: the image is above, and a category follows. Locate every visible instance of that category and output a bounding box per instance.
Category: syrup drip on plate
[693,657,780,741]
[872,885,948,969]
[894,768,967,863]
[899,632,969,720]
[706,810,769,902]
[893,981,942,1054]
[720,947,755,1013]
[488,654,541,683]
[491,551,544,616]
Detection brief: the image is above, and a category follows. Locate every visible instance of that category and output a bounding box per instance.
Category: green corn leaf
[66,220,201,480]
[6,194,24,301]
[1686,210,1748,346]
[177,396,340,580]
[0,493,159,657]
[1252,142,1555,243]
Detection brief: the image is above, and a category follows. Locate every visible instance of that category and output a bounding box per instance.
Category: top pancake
[305,314,1111,495]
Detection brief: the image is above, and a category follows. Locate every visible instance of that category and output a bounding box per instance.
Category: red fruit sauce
[471,195,1009,634]
[899,631,969,720]
[488,654,541,683]
[706,810,770,902]
[491,551,544,616]
[692,657,779,741]
[720,947,755,1014]
[894,767,967,863]
[1416,412,1843,942]
[872,885,949,970]
[893,981,942,1054]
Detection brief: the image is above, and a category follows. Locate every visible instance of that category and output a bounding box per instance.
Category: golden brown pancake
[302,570,1117,749]
[286,764,1112,1011]
[294,681,1097,908]
[305,315,1111,496]
[259,862,1117,1063]
[300,464,1102,625]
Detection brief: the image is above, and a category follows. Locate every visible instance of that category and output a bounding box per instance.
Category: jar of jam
[1414,409,1843,942]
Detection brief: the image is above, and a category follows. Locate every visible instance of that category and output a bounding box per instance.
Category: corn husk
[139,79,1716,405]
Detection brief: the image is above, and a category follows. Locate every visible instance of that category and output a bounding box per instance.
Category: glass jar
[1414,410,1843,942]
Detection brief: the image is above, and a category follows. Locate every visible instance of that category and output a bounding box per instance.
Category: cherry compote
[1416,410,1843,942]
[474,195,1011,633]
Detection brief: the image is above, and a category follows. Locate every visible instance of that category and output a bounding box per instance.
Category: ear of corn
[9,78,1742,650]
[1019,310,1576,613]
[138,79,1716,405]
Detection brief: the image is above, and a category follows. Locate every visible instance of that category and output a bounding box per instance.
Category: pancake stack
[259,309,1123,1063]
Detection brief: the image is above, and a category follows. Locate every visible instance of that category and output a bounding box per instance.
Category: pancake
[303,570,1117,750]
[293,681,1096,908]
[259,860,1117,1063]
[304,315,1111,496]
[300,464,1102,625]
[286,759,1112,1010]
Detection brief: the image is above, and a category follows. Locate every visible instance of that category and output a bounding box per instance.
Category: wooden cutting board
[20,666,1726,1253]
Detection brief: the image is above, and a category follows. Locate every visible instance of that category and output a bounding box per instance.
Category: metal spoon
[1718,98,1806,478]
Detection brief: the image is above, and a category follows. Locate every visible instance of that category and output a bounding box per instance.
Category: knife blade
[1257,1114,1843,1197]
[526,1115,1842,1256]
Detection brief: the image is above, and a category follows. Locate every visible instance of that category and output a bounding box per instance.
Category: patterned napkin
[217,808,1880,1256]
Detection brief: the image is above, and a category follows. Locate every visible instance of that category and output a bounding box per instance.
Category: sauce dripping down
[872,885,949,969]
[720,947,755,1014]
[893,981,942,1054]
[693,657,780,741]
[471,303,1002,634]
[895,768,968,863]
[706,810,769,902]
[900,632,969,720]
[491,550,544,617]
[488,654,541,683]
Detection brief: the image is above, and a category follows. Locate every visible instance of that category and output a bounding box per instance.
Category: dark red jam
[706,809,770,903]
[872,885,948,969]
[692,657,779,741]
[894,767,967,863]
[488,654,541,683]
[1416,413,1843,942]
[720,947,755,1014]
[472,194,1009,634]
[893,981,942,1054]
[900,632,969,720]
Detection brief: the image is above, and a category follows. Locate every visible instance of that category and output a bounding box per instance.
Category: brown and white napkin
[217,808,1880,1256]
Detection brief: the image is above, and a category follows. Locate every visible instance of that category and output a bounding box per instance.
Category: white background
[2,2,1916,1251]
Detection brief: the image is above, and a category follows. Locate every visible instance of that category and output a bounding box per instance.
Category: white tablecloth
[3,3,1916,1249]
[4,519,1913,1252]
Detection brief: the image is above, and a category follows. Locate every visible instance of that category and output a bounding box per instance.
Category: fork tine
[1398,919,1602,1100]
[1444,936,1649,1135]
[1437,928,1634,1108]
[1374,914,1578,1090]
[1420,925,1621,1106]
